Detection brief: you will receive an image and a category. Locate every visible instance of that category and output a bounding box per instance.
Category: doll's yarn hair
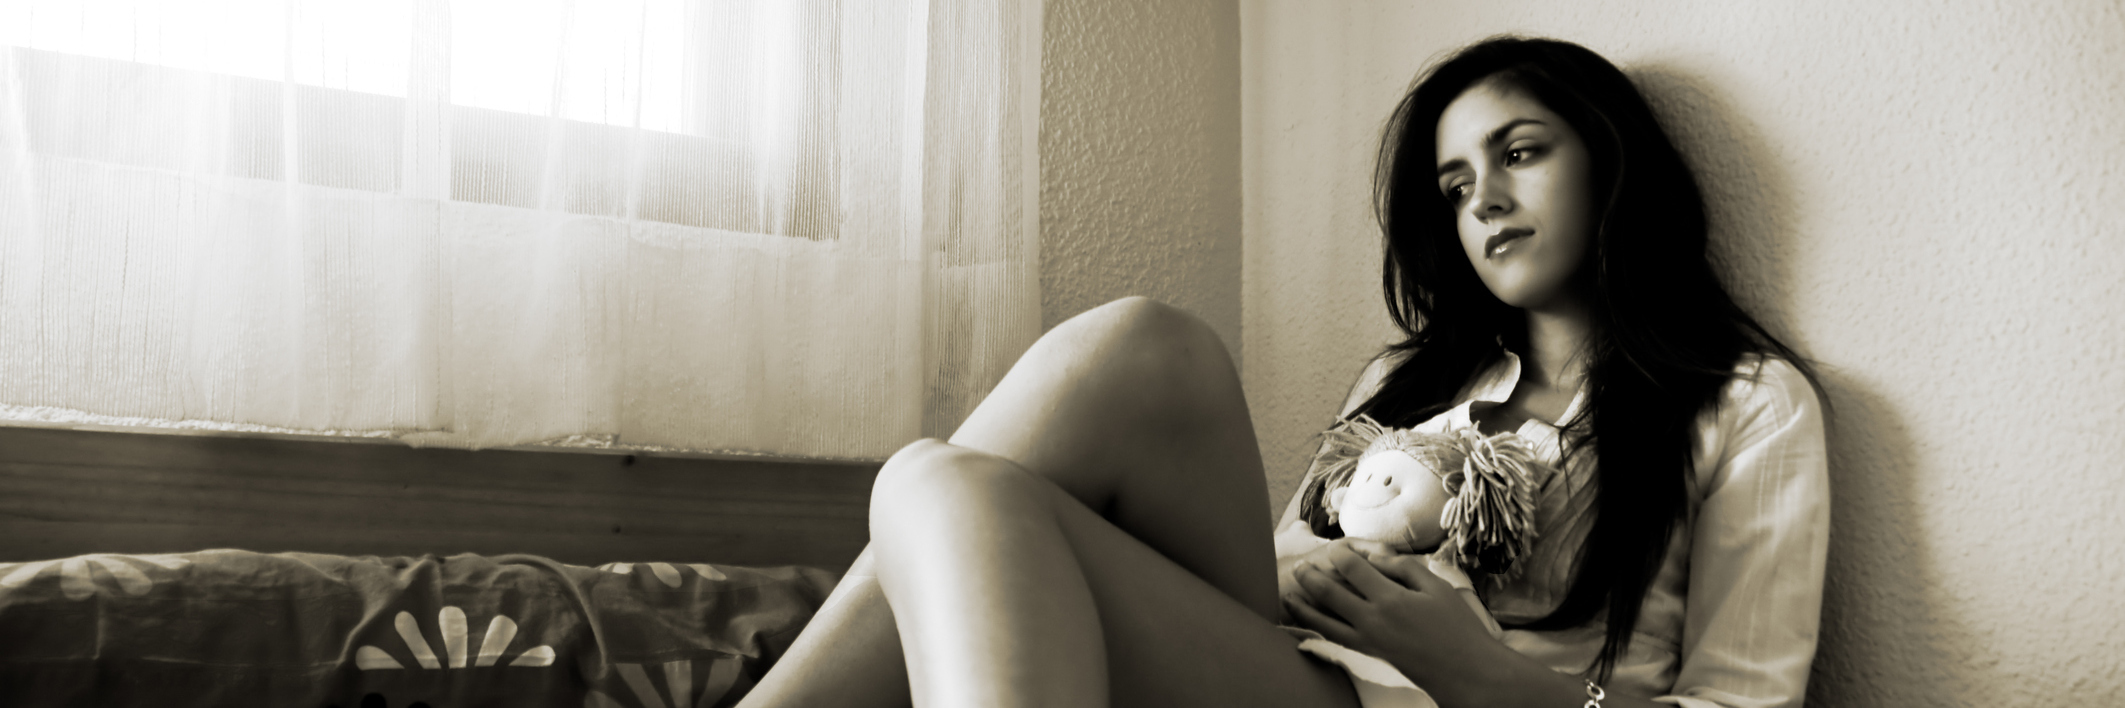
[1437,427,1543,578]
[1300,414,1545,579]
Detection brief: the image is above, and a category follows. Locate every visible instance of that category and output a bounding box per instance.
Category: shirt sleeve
[1653,359,1830,708]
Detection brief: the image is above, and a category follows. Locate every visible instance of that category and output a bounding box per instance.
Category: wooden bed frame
[0,424,880,572]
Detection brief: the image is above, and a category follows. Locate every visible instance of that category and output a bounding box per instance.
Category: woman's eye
[1443,183,1469,202]
[1504,146,1539,166]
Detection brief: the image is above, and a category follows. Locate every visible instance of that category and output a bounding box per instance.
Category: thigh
[948,297,1279,619]
[1029,472,1361,708]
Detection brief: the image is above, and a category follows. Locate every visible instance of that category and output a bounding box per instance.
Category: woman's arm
[1650,358,1830,708]
[1289,545,1675,708]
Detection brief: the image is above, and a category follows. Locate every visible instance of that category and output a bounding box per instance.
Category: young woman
[735,35,1828,708]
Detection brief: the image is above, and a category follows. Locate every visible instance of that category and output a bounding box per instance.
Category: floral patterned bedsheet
[0,550,839,707]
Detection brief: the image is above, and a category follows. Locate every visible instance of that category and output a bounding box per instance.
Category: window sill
[0,423,878,571]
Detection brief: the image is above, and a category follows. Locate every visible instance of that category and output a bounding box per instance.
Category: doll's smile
[1339,485,1398,510]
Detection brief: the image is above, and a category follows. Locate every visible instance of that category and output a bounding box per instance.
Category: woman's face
[1433,77,1595,312]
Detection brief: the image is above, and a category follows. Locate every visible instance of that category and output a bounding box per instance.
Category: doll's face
[1328,449,1452,552]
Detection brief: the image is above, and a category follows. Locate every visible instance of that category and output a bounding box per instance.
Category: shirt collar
[1462,348,1588,429]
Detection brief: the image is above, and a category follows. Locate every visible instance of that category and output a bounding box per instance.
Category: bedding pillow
[0,550,839,708]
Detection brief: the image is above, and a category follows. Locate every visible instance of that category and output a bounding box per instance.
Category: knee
[1055,297,1236,392]
[870,439,963,511]
[1080,296,1222,351]
[868,439,1038,537]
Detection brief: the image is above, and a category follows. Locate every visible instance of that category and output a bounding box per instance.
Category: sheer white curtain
[0,0,1039,459]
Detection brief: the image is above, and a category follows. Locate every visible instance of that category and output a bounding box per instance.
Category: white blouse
[1296,351,1829,708]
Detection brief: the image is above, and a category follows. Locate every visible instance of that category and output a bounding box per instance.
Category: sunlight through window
[0,0,790,135]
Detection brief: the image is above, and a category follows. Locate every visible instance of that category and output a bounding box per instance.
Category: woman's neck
[1520,298,1593,392]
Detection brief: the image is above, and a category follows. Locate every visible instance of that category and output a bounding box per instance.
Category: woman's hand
[1282,542,1505,692]
[1276,535,1385,618]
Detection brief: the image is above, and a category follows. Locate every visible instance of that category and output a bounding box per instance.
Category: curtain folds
[0,0,1039,459]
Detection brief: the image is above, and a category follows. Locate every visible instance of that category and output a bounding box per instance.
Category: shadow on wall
[1628,65,1976,707]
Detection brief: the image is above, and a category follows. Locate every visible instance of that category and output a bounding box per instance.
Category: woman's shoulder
[1692,354,1829,490]
[1715,354,1822,421]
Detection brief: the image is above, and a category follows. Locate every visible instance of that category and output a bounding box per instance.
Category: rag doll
[1282,414,1550,702]
[1298,414,1545,577]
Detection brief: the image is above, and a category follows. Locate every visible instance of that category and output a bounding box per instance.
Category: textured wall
[1041,0,1243,354]
[1241,1,2125,705]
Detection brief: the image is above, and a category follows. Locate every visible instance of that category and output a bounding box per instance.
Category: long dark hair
[1355,36,1817,682]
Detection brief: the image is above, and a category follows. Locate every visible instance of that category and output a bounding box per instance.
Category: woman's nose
[1472,175,1514,219]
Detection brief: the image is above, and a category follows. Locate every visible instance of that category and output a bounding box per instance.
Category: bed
[0,424,879,707]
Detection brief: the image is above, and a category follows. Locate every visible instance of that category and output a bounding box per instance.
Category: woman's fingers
[1292,561,1352,602]
[1299,536,1361,577]
[1342,537,1399,559]
[1293,561,1372,621]
[1282,593,1358,645]
[1324,543,1409,601]
[1374,554,1456,597]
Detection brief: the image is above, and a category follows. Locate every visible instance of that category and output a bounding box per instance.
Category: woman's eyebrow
[1436,118,1548,176]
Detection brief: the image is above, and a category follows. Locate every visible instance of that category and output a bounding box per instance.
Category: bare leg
[868,441,1105,707]
[870,439,1357,707]
[739,298,1311,707]
[740,547,908,706]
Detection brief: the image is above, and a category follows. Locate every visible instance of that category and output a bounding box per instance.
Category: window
[8,0,846,236]
[0,0,1038,459]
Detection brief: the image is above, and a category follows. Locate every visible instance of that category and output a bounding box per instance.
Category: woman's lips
[1484,227,1533,259]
